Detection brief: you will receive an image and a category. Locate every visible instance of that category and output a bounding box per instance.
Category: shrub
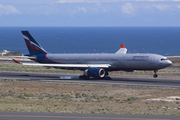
[38,95,44,100]
[17,94,26,99]
[82,93,88,97]
[75,92,82,98]
[85,97,92,102]
[91,111,95,113]
[45,94,54,98]
[24,93,35,97]
[127,96,140,102]
[61,94,72,101]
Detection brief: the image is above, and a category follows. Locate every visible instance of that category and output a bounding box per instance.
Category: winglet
[121,44,125,48]
[115,44,127,54]
[13,59,21,64]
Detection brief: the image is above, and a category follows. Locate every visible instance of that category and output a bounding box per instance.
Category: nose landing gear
[153,70,158,78]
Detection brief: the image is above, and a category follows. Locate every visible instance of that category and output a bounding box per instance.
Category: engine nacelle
[84,68,106,78]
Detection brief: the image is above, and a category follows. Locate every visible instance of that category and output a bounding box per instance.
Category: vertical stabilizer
[22,31,48,55]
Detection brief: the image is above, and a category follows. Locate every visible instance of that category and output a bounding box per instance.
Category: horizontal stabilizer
[12,59,21,64]
[22,63,111,68]
[115,44,127,54]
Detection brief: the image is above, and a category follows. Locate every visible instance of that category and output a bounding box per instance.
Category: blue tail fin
[21,31,48,55]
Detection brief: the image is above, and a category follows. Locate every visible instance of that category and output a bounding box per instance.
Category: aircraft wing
[22,63,111,68]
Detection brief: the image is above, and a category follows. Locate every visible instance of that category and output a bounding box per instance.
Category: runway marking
[0,115,170,120]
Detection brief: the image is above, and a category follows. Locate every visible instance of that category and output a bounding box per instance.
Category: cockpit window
[161,58,168,61]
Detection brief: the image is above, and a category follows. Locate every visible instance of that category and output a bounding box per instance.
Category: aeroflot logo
[23,35,41,48]
[133,56,149,59]
[23,35,47,53]
[23,35,30,41]
[127,56,149,61]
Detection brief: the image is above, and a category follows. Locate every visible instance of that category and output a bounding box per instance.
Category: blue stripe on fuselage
[34,54,54,63]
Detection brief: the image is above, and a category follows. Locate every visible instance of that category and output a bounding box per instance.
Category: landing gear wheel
[79,75,90,80]
[79,75,83,79]
[153,70,158,78]
[105,71,109,76]
[153,74,158,78]
[84,76,90,80]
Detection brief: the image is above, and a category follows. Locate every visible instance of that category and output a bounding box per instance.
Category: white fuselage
[35,53,172,71]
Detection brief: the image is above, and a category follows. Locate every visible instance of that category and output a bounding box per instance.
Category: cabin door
[149,57,155,68]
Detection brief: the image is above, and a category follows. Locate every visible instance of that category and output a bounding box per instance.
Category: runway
[0,112,180,120]
[0,71,180,88]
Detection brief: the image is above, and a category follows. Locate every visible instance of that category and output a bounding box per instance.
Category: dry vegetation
[0,80,180,115]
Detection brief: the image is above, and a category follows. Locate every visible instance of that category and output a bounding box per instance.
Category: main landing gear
[153,70,158,78]
[79,75,90,80]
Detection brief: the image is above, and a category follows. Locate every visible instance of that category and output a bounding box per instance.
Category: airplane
[11,31,172,79]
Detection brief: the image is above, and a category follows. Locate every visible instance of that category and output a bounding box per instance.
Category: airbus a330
[12,31,172,79]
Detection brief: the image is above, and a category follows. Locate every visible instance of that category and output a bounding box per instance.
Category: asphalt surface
[0,112,180,120]
[0,71,180,88]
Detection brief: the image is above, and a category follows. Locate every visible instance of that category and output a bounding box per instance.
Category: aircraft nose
[166,60,172,67]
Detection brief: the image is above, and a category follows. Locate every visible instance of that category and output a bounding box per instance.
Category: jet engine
[84,68,106,78]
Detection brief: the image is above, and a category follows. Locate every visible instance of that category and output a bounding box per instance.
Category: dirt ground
[1,80,180,115]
